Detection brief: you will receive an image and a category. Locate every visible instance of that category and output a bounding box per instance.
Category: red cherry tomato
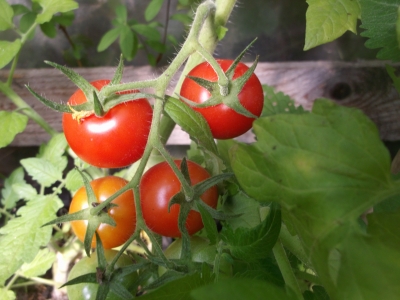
[180,59,264,139]
[139,160,218,237]
[69,176,136,249]
[63,79,153,168]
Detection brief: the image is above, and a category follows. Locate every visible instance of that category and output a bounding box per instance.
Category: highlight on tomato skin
[139,159,219,237]
[62,79,153,169]
[180,59,264,140]
[69,176,136,249]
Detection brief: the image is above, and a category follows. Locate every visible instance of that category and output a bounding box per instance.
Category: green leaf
[115,4,127,23]
[216,25,228,41]
[197,202,218,245]
[20,157,63,187]
[19,248,56,278]
[221,190,264,230]
[303,286,330,300]
[34,0,78,24]
[231,99,392,243]
[170,13,192,25]
[147,40,166,53]
[0,195,63,283]
[65,168,84,193]
[0,111,28,148]
[38,133,68,166]
[40,20,57,38]
[261,85,305,117]
[190,278,296,300]
[304,0,360,50]
[360,0,400,61]
[1,167,25,209]
[0,0,14,31]
[164,96,217,154]
[232,256,284,285]
[119,25,135,60]
[221,202,281,262]
[145,0,164,22]
[19,11,36,33]
[12,4,30,16]
[132,24,161,40]
[140,269,214,299]
[0,289,15,300]
[12,182,38,201]
[97,27,122,52]
[0,39,22,69]
[52,11,74,26]
[230,99,398,295]
[397,6,400,50]
[332,211,400,299]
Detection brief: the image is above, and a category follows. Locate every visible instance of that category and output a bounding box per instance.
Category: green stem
[0,207,14,219]
[7,22,38,87]
[273,240,303,300]
[280,224,312,268]
[0,82,57,136]
[5,273,19,290]
[11,276,60,288]
[155,142,193,199]
[158,0,237,144]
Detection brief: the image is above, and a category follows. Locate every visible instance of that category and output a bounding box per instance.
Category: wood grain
[1,61,399,146]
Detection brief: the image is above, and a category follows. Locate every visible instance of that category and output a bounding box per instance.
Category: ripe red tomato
[139,160,218,237]
[67,249,138,299]
[63,79,153,168]
[69,176,136,249]
[180,59,264,139]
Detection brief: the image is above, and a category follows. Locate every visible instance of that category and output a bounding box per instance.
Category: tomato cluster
[69,159,217,248]
[64,56,261,296]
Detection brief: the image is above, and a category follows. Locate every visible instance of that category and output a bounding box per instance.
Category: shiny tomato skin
[62,79,153,168]
[67,250,138,300]
[69,176,136,249]
[180,59,264,139]
[140,160,218,237]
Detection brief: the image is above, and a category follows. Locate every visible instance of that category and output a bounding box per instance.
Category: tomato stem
[156,0,237,145]
[272,239,303,299]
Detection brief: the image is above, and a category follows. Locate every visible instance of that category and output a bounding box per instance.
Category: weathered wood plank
[1,61,399,146]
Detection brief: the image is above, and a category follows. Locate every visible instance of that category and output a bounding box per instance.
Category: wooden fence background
[1,61,400,147]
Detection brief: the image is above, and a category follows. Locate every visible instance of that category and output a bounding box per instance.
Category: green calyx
[43,169,118,257]
[180,38,260,119]
[26,54,157,119]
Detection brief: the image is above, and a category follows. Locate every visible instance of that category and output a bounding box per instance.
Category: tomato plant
[139,160,218,237]
[62,79,153,168]
[180,59,264,139]
[67,249,138,300]
[2,1,400,300]
[69,176,136,249]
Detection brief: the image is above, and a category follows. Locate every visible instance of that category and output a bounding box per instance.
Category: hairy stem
[273,240,303,299]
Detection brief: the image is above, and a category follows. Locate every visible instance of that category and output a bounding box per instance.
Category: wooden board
[1,61,399,146]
